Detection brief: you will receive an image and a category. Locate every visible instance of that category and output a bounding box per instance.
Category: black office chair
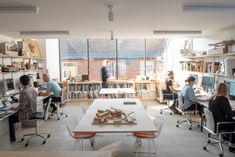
[50,89,68,120]
[160,89,175,115]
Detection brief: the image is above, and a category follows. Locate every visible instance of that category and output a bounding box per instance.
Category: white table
[0,151,111,157]
[75,98,156,133]
[99,88,136,98]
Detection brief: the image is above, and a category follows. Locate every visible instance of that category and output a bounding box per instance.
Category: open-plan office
[0,0,235,157]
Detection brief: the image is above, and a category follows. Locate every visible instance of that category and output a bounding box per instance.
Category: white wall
[46,39,60,80]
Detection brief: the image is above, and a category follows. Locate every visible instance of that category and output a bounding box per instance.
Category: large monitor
[229,82,235,98]
[202,76,215,90]
[4,78,15,96]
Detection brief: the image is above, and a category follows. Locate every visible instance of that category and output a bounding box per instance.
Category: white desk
[0,151,111,157]
[74,98,156,133]
[99,88,136,98]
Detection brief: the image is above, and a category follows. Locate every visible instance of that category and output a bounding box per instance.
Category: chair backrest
[176,93,184,112]
[203,108,215,134]
[44,98,52,120]
[65,116,79,138]
[153,115,164,138]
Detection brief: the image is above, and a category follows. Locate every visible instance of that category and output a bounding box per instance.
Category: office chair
[65,116,96,151]
[203,108,235,157]
[133,115,164,157]
[51,89,68,120]
[21,98,51,147]
[176,94,200,130]
[160,89,175,115]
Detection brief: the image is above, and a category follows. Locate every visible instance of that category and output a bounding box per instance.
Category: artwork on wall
[26,39,42,57]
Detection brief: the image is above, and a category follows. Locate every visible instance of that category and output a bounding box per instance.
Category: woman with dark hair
[209,83,235,152]
[180,76,204,116]
[8,75,37,142]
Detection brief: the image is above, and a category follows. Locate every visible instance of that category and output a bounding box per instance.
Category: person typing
[8,75,37,142]
[38,73,62,113]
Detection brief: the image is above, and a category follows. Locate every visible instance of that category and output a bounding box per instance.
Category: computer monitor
[202,76,215,90]
[4,78,15,96]
[229,82,235,98]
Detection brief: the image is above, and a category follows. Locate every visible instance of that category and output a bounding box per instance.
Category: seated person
[180,76,205,116]
[39,73,62,113]
[209,83,235,153]
[9,75,38,142]
[163,71,180,113]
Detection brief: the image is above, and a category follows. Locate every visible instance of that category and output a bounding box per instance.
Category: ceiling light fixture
[153,30,202,35]
[110,31,114,40]
[19,31,70,35]
[183,4,235,13]
[0,6,39,14]
[108,4,114,21]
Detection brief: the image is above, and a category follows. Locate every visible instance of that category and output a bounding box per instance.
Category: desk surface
[74,98,156,133]
[99,88,136,94]
[0,151,111,157]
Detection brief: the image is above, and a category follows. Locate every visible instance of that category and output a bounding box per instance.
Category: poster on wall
[25,39,42,57]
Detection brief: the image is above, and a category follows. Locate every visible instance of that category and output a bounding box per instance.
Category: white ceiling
[1,0,235,39]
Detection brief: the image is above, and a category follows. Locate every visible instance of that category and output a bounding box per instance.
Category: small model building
[93,107,136,125]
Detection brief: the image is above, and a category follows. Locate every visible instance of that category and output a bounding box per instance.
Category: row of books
[68,84,101,92]
[67,91,99,99]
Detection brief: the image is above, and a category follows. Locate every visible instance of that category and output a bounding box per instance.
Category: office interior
[0,0,235,157]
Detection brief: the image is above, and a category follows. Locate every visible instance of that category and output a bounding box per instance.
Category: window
[62,62,77,80]
[59,39,88,80]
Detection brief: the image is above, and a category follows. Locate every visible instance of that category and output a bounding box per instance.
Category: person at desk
[38,73,62,113]
[9,75,37,142]
[101,59,110,88]
[180,76,204,116]
[164,71,180,113]
[208,83,235,152]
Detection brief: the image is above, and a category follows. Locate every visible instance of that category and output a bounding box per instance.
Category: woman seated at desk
[209,83,235,153]
[180,76,205,116]
[9,75,37,142]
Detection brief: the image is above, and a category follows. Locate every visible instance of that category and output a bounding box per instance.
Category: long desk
[0,151,111,157]
[74,98,156,133]
[99,88,136,98]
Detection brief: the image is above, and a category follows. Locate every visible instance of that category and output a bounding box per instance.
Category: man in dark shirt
[164,71,180,113]
[101,60,110,88]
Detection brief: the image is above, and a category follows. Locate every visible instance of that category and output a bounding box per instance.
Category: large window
[59,38,167,81]
[89,39,116,81]
[59,39,87,80]
[117,39,144,79]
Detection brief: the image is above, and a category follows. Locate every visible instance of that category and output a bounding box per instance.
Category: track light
[0,6,39,14]
[108,5,114,21]
[110,31,114,40]
[19,31,70,35]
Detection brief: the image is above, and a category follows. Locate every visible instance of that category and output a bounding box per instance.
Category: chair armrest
[216,121,235,133]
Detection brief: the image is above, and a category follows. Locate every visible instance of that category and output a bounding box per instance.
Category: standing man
[101,60,110,88]
[39,73,62,113]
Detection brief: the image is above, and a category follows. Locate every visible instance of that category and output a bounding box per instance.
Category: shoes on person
[10,138,16,143]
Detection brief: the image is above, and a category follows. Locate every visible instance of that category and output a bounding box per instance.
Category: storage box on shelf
[107,80,134,88]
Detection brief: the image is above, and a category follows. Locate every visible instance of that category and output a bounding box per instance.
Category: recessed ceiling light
[0,6,39,14]
[19,31,70,35]
[153,30,202,35]
[183,4,235,13]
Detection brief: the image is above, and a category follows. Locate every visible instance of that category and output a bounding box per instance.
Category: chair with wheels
[133,115,164,157]
[160,89,175,115]
[65,116,96,151]
[176,94,199,130]
[21,98,51,147]
[203,108,235,157]
[51,89,68,120]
